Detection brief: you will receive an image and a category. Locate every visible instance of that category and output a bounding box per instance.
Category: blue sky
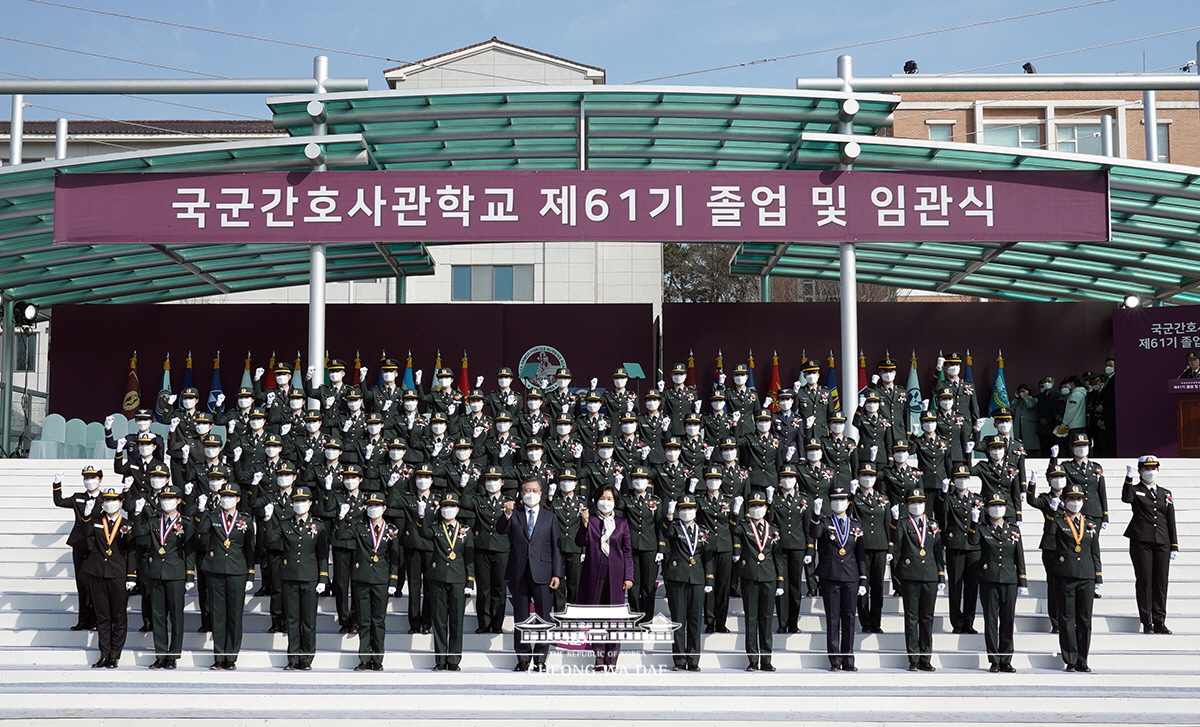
[2,0,1199,122]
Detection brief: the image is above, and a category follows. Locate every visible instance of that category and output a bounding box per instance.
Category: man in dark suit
[496,474,563,671]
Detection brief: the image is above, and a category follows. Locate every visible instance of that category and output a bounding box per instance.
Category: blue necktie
[526,508,536,539]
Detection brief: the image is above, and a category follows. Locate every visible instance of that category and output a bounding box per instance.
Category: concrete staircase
[2,457,1198,724]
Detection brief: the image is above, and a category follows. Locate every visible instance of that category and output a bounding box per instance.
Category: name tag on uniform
[1135,491,1146,497]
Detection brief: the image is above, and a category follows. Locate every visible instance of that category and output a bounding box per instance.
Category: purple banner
[53,170,1109,245]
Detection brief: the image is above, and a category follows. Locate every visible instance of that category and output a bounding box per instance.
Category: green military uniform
[469,467,512,633]
[874,357,910,443]
[739,410,782,490]
[661,495,715,671]
[420,493,475,670]
[934,353,981,423]
[697,468,738,632]
[851,464,891,633]
[853,391,893,471]
[638,390,670,460]
[913,410,952,501]
[735,493,786,671]
[795,359,836,440]
[253,462,298,632]
[934,388,972,464]
[662,363,699,439]
[971,435,1024,522]
[654,438,695,504]
[351,493,402,670]
[1051,484,1103,672]
[618,468,666,625]
[133,485,195,668]
[715,438,751,500]
[196,485,255,669]
[388,465,434,633]
[551,469,587,611]
[325,463,369,633]
[601,367,639,419]
[264,486,330,670]
[889,488,947,670]
[820,414,858,488]
[937,463,983,634]
[1026,465,1068,633]
[484,367,523,420]
[768,465,812,633]
[970,496,1027,671]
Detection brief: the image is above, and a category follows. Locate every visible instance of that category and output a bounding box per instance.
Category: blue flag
[747,351,757,390]
[989,355,1010,415]
[207,354,224,413]
[402,352,415,390]
[906,353,923,436]
[964,351,974,385]
[825,355,839,412]
[154,355,172,423]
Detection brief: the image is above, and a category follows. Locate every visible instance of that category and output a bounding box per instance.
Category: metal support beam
[396,274,407,304]
[308,56,329,387]
[1100,115,1114,157]
[1143,90,1158,162]
[150,245,232,294]
[796,73,1200,93]
[0,78,367,95]
[1,295,13,455]
[759,275,771,302]
[835,55,858,431]
[9,95,24,166]
[54,118,67,160]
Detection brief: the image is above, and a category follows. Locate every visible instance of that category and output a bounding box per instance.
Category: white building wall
[389,47,601,88]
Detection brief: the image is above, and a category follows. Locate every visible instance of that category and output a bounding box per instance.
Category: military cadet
[331,389,369,447]
[253,362,307,425]
[989,407,1029,474]
[715,437,750,502]
[165,386,203,445]
[736,492,785,671]
[114,431,167,496]
[1053,433,1110,594]
[718,364,754,438]
[230,408,270,482]
[187,435,231,500]
[233,434,280,511]
[935,388,973,465]
[421,413,455,476]
[575,391,611,455]
[311,358,352,416]
[517,390,551,442]
[53,465,104,631]
[441,438,483,498]
[972,436,1024,523]
[821,413,858,488]
[133,484,194,669]
[614,413,653,472]
[662,363,698,438]
[518,438,556,495]
[104,409,164,461]
[970,495,1028,672]
[287,412,327,472]
[769,464,812,633]
[551,468,587,610]
[702,390,735,446]
[325,464,368,634]
[213,389,255,439]
[196,483,255,670]
[365,357,404,418]
[938,464,983,634]
[602,366,639,418]
[83,489,137,668]
[890,488,947,671]
[483,413,521,495]
[455,389,493,448]
[854,391,893,470]
[167,409,210,491]
[1052,484,1103,672]
[913,411,952,504]
[639,390,672,459]
[1122,456,1179,634]
[741,410,782,491]
[485,367,523,419]
[275,391,308,441]
[393,389,428,450]
[585,437,624,494]
[128,461,171,633]
[874,357,909,443]
[1026,465,1067,633]
[255,462,298,632]
[881,441,922,511]
[679,414,708,471]
[424,492,476,671]
[351,492,401,671]
[661,494,714,671]
[811,485,869,671]
[772,389,804,467]
[619,467,666,624]
[264,486,330,670]
[468,467,511,633]
[797,438,836,503]
[354,415,390,492]
[655,438,694,504]
[796,360,835,440]
[192,465,237,634]
[426,367,464,423]
[934,353,981,423]
[390,465,435,633]
[303,437,346,502]
[546,416,584,474]
[543,367,577,420]
[852,464,891,633]
[381,438,414,495]
[698,468,738,633]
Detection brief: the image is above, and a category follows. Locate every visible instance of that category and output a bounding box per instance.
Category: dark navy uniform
[53,466,103,630]
[1122,457,1178,633]
[82,490,138,668]
[811,486,868,670]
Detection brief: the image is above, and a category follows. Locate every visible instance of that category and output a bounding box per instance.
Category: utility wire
[0,35,226,77]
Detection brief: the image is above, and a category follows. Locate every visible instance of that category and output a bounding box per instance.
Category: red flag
[858,350,868,396]
[351,351,362,387]
[265,352,276,389]
[122,352,141,413]
[685,350,696,388]
[713,350,724,388]
[459,351,470,394]
[767,351,782,411]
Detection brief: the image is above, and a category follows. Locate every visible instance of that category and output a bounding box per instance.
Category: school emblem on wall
[518,345,567,391]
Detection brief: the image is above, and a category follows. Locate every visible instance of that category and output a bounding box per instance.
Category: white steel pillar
[308,56,329,386]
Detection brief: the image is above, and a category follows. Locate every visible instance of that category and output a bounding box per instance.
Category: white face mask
[749,506,767,520]
[249,419,265,431]
[830,499,849,514]
[685,425,701,437]
[1065,499,1084,513]
[665,449,680,462]
[1073,445,1089,458]
[344,478,361,491]
[208,480,224,492]
[84,478,101,492]
[864,402,879,413]
[292,501,311,515]
[220,496,238,511]
[469,401,484,413]
[266,446,282,458]
[496,421,511,433]
[389,449,405,461]
[881,371,896,383]
[277,476,295,489]
[678,508,697,522]
[672,374,686,385]
[382,372,397,383]
[289,399,304,410]
[367,424,382,436]
[706,479,721,491]
[756,421,772,433]
[237,397,253,409]
[416,478,432,492]
[596,499,615,514]
[632,478,649,492]
[1141,470,1157,484]
[556,424,572,436]
[831,423,846,435]
[711,401,725,411]
[621,423,638,435]
[103,500,122,514]
[1104,366,1114,376]
[921,422,937,433]
[138,445,154,457]
[404,400,418,412]
[276,374,291,387]
[442,506,459,520]
[908,503,925,517]
[859,475,875,490]
[150,476,168,490]
[734,375,748,386]
[945,366,960,377]
[348,400,362,412]
[996,422,1012,434]
[721,450,737,462]
[938,398,954,411]
[528,400,542,411]
[646,400,661,412]
[598,447,614,460]
[324,449,340,460]
[329,371,344,383]
[779,399,793,411]
[366,506,385,519]
[485,480,503,493]
[455,449,472,461]
[196,423,211,435]
[779,476,796,490]
[586,402,601,414]
[522,492,541,507]
[988,506,1007,519]
[559,480,576,493]
[954,478,969,490]
[204,447,221,459]
[305,421,322,433]
[1049,477,1066,492]
[431,423,446,435]
[1060,387,1071,397]
[496,377,512,389]
[613,377,627,389]
[181,398,197,410]
[805,450,821,462]
[893,452,909,465]
[527,449,543,462]
[439,378,454,389]
[159,498,178,512]
[805,373,820,385]
[988,448,1005,461]
[558,378,571,389]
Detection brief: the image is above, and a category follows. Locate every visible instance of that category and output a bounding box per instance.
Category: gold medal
[757,552,765,561]
[158,547,166,555]
[689,557,696,565]
[105,549,112,556]
[223,539,231,548]
[838,548,846,556]
[449,551,457,560]
[919,549,926,556]
[1074,545,1082,553]
[371,555,379,563]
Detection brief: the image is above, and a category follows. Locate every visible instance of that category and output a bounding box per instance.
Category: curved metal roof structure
[1,84,1199,306]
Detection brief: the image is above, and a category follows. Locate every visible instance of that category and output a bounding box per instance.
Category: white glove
[448,404,457,416]
[264,503,274,520]
[432,442,443,457]
[935,356,945,372]
[1171,551,1178,561]
[383,400,394,412]
[324,395,335,409]
[661,416,671,433]
[342,419,353,433]
[858,585,867,596]
[942,478,951,493]
[103,416,114,431]
[135,498,146,515]
[184,482,193,495]
[763,396,773,409]
[871,374,880,385]
[693,400,702,413]
[216,394,225,407]
[970,507,980,523]
[804,554,813,564]
[116,437,127,451]
[464,587,475,597]
[667,501,677,516]
[227,421,237,435]
[53,471,64,484]
[122,476,133,490]
[170,417,180,433]
[560,404,569,416]
[245,580,255,592]
[265,392,276,406]
[324,473,334,491]
[499,444,510,458]
[185,581,195,592]
[973,418,985,432]
[785,446,796,461]
[360,366,369,382]
[84,500,95,516]
[125,581,136,592]
[886,553,893,563]
[688,478,698,493]
[656,553,664,564]
[775,587,784,597]
[306,365,316,381]
[233,446,243,462]
[1126,465,1136,479]
[805,416,815,430]
[316,583,326,594]
[869,445,879,460]
[181,444,191,461]
[590,378,598,390]
[657,380,665,391]
[365,444,375,459]
[1100,521,1108,530]
[850,479,859,495]
[890,504,900,519]
[1050,444,1060,458]
[1018,587,1030,597]
[858,395,866,408]
[704,585,713,593]
[1094,583,1103,593]
[197,495,207,511]
[813,497,823,514]
[304,448,314,463]
[733,554,741,563]
[475,426,485,440]
[507,394,516,406]
[613,473,623,490]
[731,411,741,423]
[639,445,651,460]
[252,472,264,486]
[530,421,542,434]
[417,499,427,517]
[572,443,583,458]
[339,503,350,520]
[477,376,485,389]
[1029,469,1039,482]
[766,486,774,503]
[415,370,422,386]
[168,394,178,406]
[965,441,975,454]
[280,423,291,436]
[388,586,398,596]
[937,582,947,595]
[704,445,714,460]
[254,367,265,381]
[388,472,401,486]
[733,496,744,514]
[1049,496,1061,511]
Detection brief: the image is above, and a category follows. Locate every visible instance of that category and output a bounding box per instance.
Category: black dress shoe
[355,662,372,671]
[686,664,701,672]
[139,624,153,632]
[906,664,919,671]
[760,663,776,672]
[348,625,359,635]
[446,664,461,671]
[70,623,87,631]
[671,665,686,671]
[419,626,431,635]
[283,663,297,670]
[917,663,936,672]
[999,664,1016,673]
[951,627,963,634]
[1154,625,1173,635]
[1093,591,1102,599]
[776,627,788,634]
[253,587,269,597]
[209,662,224,671]
[1143,624,1154,634]
[716,626,731,633]
[408,628,420,634]
[745,664,759,672]
[1076,663,1091,673]
[371,662,383,671]
[298,663,312,671]
[842,664,857,672]
[1050,625,1059,634]
[534,663,548,672]
[149,658,164,670]
[1065,664,1077,672]
[513,661,529,672]
[166,659,178,669]
[104,659,118,669]
[197,625,211,634]
[475,627,490,634]
[92,658,107,668]
[829,664,841,672]
[224,662,237,671]
[989,663,1001,673]
[963,627,978,634]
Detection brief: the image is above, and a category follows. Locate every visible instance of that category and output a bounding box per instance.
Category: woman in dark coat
[575,484,635,671]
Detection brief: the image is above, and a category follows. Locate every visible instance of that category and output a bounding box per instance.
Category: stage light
[1123,295,1142,309]
[12,301,37,327]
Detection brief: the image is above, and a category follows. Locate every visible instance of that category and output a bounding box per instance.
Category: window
[451,265,535,301]
[16,333,36,373]
[1056,124,1102,155]
[926,123,954,142]
[982,123,1041,149]
[1156,123,1170,163]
